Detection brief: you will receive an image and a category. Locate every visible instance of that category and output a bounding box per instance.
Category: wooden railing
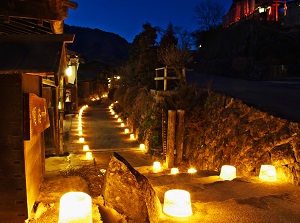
[154,67,186,91]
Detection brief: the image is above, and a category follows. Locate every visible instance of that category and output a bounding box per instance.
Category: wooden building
[222,0,299,27]
[0,1,77,222]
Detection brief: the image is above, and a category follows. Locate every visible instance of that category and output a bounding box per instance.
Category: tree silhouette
[194,0,226,31]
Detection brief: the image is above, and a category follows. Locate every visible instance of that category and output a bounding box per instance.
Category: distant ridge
[64,24,130,64]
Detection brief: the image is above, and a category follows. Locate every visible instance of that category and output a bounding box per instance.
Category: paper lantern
[78,126,82,131]
[78,131,83,136]
[139,144,145,150]
[114,114,118,118]
[83,145,89,151]
[117,118,122,122]
[124,128,129,134]
[58,192,92,223]
[111,111,115,115]
[171,168,179,175]
[163,189,192,217]
[85,152,93,160]
[120,123,125,127]
[259,165,276,181]
[153,161,161,172]
[188,168,197,174]
[130,134,135,140]
[79,137,84,143]
[220,165,236,180]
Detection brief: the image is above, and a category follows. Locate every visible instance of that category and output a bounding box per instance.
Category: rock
[101,152,162,223]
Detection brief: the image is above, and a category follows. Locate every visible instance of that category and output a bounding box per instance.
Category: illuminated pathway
[62,99,152,170]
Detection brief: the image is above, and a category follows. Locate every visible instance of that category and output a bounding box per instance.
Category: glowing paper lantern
[130,134,135,140]
[259,165,276,181]
[120,123,125,127]
[117,118,122,122]
[58,192,92,223]
[188,168,197,174]
[171,168,179,175]
[220,165,236,181]
[153,161,161,173]
[111,111,115,115]
[83,145,89,151]
[78,131,83,136]
[85,152,93,160]
[139,144,145,150]
[79,137,84,143]
[114,114,118,118]
[78,126,82,131]
[124,128,129,134]
[163,189,192,217]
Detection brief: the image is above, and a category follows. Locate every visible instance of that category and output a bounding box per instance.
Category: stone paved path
[45,99,154,176]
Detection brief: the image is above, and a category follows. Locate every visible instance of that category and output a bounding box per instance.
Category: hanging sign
[24,93,50,140]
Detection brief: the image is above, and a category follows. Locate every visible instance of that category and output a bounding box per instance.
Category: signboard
[24,93,50,140]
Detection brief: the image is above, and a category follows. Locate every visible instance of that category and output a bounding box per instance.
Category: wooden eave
[0,34,74,86]
[0,1,78,21]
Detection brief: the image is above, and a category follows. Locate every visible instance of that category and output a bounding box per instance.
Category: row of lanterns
[77,105,94,160]
[109,103,136,141]
[153,163,277,218]
[153,163,276,182]
[59,105,93,223]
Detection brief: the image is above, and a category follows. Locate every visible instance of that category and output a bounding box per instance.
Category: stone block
[101,152,162,223]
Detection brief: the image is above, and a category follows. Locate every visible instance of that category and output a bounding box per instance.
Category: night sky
[65,0,232,43]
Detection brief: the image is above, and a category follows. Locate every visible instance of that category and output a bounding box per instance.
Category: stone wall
[185,92,300,185]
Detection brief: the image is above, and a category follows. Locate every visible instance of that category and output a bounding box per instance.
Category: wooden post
[175,110,185,165]
[166,110,176,168]
[164,67,167,91]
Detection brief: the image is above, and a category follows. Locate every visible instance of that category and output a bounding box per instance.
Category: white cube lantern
[130,134,135,140]
[220,165,236,180]
[124,128,129,134]
[163,189,192,217]
[78,126,82,131]
[188,168,197,174]
[83,145,89,151]
[58,192,92,223]
[78,131,83,136]
[117,118,122,122]
[259,165,276,181]
[153,161,161,173]
[79,137,85,143]
[139,143,145,150]
[170,168,179,175]
[85,152,93,160]
[120,123,125,127]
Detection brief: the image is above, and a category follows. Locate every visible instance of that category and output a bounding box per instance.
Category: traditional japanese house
[0,0,77,222]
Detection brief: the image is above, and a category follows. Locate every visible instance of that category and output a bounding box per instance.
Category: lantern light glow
[220,165,236,181]
[121,123,125,127]
[259,165,277,181]
[171,168,179,175]
[188,168,197,174]
[58,192,92,223]
[163,189,192,218]
[130,134,135,140]
[83,145,89,151]
[79,137,85,143]
[139,144,145,150]
[153,161,161,173]
[85,152,93,160]
[124,128,129,134]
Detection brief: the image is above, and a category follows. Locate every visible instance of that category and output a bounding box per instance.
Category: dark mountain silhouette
[64,24,130,64]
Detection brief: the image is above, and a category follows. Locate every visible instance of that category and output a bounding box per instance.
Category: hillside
[64,24,130,64]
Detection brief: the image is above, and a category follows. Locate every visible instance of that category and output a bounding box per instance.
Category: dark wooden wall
[0,73,45,222]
